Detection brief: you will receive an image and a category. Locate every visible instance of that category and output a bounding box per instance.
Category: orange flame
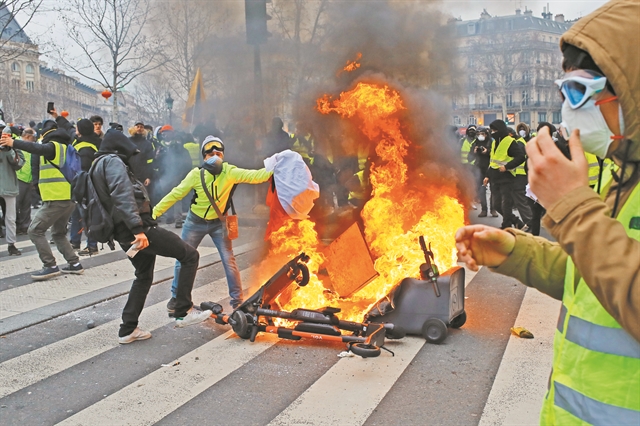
[343,52,362,72]
[266,81,465,324]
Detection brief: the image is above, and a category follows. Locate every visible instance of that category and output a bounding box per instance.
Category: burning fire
[265,81,465,324]
[343,52,362,72]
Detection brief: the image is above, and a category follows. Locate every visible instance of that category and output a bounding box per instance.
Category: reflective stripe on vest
[585,152,600,185]
[541,177,640,425]
[72,141,98,152]
[514,137,527,176]
[489,136,516,176]
[348,170,366,201]
[39,141,71,201]
[460,137,474,165]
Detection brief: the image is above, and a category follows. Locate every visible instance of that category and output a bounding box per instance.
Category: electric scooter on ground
[201,253,405,358]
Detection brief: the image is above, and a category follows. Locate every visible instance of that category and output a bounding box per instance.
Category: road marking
[269,336,425,426]
[0,270,253,399]
[57,330,278,426]
[479,287,560,426]
[0,247,218,319]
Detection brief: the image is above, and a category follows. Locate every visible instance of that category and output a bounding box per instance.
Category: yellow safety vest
[514,137,527,176]
[460,137,475,165]
[72,140,98,152]
[541,178,640,425]
[16,150,32,183]
[183,142,201,168]
[585,152,600,187]
[292,134,315,165]
[489,136,517,176]
[39,141,71,201]
[348,170,366,201]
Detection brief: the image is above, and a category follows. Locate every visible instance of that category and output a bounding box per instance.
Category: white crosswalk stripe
[0,234,555,426]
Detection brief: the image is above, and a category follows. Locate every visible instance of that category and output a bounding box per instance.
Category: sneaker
[478,211,488,218]
[174,307,212,328]
[49,238,55,245]
[78,246,99,256]
[8,244,21,256]
[32,266,61,281]
[118,327,152,344]
[175,220,183,229]
[61,263,84,274]
[166,297,177,313]
[490,211,499,217]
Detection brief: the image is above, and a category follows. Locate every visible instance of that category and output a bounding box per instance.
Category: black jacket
[128,133,155,183]
[91,129,156,243]
[470,137,491,172]
[74,133,101,172]
[486,135,526,182]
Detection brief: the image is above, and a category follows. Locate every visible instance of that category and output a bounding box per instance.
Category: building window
[520,112,530,124]
[487,93,494,107]
[539,112,547,122]
[25,64,34,74]
[468,56,474,67]
[11,62,20,72]
[522,90,529,106]
[506,73,512,82]
[468,93,476,108]
[469,116,476,125]
[26,80,35,92]
[467,23,476,35]
[506,92,514,107]
[523,70,531,83]
[453,116,461,125]
[552,111,561,123]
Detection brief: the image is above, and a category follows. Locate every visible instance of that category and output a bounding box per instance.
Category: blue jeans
[171,211,243,307]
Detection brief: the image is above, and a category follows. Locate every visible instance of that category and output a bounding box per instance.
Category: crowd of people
[0,0,636,422]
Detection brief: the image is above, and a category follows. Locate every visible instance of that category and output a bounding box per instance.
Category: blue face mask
[203,155,223,175]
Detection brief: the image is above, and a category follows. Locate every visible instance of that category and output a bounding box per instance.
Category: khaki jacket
[492,0,640,342]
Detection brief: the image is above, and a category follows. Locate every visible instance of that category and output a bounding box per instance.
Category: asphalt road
[0,210,557,426]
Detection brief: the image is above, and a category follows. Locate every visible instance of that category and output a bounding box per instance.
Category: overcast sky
[443,0,608,21]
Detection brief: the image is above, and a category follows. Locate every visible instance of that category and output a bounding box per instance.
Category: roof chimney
[480,8,491,19]
[523,7,533,16]
[516,8,521,15]
[555,14,565,23]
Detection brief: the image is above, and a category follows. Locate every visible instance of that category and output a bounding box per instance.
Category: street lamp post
[165,92,174,125]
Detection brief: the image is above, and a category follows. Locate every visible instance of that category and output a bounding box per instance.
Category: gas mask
[519,130,527,138]
[203,154,223,175]
[561,98,624,158]
[478,135,486,142]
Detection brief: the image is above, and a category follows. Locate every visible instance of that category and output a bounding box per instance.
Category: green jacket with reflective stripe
[541,178,640,425]
[39,141,71,201]
[460,137,475,165]
[489,136,517,176]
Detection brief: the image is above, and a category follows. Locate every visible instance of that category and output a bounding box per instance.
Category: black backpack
[72,161,115,249]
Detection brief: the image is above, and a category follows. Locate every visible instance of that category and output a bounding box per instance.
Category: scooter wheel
[350,343,381,358]
[449,311,467,329]
[231,311,251,339]
[422,318,447,344]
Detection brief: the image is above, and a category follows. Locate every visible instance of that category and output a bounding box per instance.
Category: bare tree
[0,0,43,62]
[149,0,232,101]
[131,72,169,125]
[53,0,162,122]
[469,32,533,122]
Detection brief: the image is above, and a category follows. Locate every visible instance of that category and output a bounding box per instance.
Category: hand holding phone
[126,243,140,258]
[47,102,54,114]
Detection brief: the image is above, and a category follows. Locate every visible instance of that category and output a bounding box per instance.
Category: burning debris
[254,77,466,324]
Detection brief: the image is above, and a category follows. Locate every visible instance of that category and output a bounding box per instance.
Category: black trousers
[528,198,546,236]
[475,168,488,212]
[118,225,199,337]
[491,179,515,229]
[512,175,533,226]
[17,180,33,231]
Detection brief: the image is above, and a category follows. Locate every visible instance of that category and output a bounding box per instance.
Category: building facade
[451,7,573,130]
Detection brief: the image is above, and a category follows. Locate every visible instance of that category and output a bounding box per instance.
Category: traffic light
[245,0,271,45]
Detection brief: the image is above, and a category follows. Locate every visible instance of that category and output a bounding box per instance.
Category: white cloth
[525,184,538,202]
[264,150,319,219]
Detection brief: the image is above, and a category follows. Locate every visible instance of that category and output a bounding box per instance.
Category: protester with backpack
[90,129,212,343]
[0,120,84,280]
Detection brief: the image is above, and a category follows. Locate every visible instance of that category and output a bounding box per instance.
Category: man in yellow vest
[483,120,527,229]
[16,127,36,235]
[1,120,85,280]
[456,1,639,423]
